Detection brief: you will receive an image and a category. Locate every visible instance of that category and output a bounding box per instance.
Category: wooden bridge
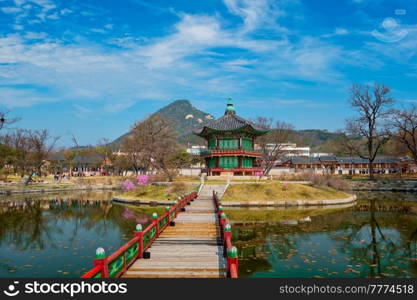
[81,184,238,279]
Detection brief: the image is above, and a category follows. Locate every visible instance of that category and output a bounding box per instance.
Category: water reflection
[230,192,417,278]
[0,191,161,277]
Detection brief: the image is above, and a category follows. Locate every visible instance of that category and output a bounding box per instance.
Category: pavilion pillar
[216,157,219,168]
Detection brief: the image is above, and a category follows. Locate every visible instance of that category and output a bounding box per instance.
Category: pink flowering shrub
[255,171,263,177]
[136,175,149,186]
[122,179,135,191]
[282,182,289,191]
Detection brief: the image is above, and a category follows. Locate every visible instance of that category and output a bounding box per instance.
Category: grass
[224,207,343,222]
[118,183,195,201]
[221,182,351,202]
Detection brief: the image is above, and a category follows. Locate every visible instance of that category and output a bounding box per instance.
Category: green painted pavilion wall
[219,157,238,169]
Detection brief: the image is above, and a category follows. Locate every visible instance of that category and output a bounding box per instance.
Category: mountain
[155,99,214,134]
[111,99,214,147]
[111,99,343,150]
[289,129,342,149]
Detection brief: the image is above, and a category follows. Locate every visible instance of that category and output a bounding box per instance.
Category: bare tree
[345,83,394,180]
[26,129,59,184]
[388,105,417,164]
[122,114,181,180]
[254,117,294,175]
[112,154,131,176]
[93,138,115,174]
[0,110,20,131]
[1,129,32,176]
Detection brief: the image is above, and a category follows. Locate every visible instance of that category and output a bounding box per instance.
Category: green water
[230,192,417,278]
[0,191,163,277]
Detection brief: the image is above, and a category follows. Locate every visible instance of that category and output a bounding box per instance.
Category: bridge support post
[134,224,143,258]
[227,246,239,278]
[152,212,159,238]
[94,248,109,278]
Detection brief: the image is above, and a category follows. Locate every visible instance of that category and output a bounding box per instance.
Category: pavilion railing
[201,149,262,157]
[213,191,239,278]
[81,186,200,278]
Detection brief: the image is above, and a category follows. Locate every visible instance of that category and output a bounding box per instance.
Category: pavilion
[194,99,268,176]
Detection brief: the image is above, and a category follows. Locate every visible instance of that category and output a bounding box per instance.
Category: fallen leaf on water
[328,249,337,255]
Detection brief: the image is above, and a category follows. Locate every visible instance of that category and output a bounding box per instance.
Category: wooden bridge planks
[123,185,227,278]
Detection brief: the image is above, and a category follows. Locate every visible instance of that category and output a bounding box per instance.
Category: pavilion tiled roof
[194,99,268,136]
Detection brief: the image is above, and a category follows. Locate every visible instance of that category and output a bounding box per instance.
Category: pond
[2,190,417,278]
[229,192,417,278]
[0,191,164,278]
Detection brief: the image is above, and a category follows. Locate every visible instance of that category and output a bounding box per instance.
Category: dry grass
[221,182,350,202]
[119,183,194,201]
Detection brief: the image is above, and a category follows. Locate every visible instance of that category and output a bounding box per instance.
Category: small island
[113,182,198,205]
[221,182,355,206]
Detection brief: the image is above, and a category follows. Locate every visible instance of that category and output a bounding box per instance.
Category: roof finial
[225,97,235,115]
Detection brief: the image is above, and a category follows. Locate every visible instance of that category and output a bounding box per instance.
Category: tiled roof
[49,153,103,164]
[194,110,268,135]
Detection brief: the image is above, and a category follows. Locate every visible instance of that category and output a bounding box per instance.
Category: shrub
[326,176,350,190]
[136,175,149,185]
[122,179,135,191]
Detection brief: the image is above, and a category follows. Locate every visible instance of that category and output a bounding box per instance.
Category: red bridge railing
[81,188,199,278]
[213,191,239,278]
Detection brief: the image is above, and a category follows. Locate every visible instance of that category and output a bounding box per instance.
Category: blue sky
[0,0,416,146]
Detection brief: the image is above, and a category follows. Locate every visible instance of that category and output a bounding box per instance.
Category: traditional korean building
[194,99,268,176]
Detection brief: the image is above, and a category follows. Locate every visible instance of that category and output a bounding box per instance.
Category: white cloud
[1,7,23,14]
[24,31,48,39]
[73,104,92,118]
[335,27,349,35]
[60,8,72,15]
[0,1,352,113]
[0,87,56,107]
[13,24,24,30]
[223,0,285,33]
